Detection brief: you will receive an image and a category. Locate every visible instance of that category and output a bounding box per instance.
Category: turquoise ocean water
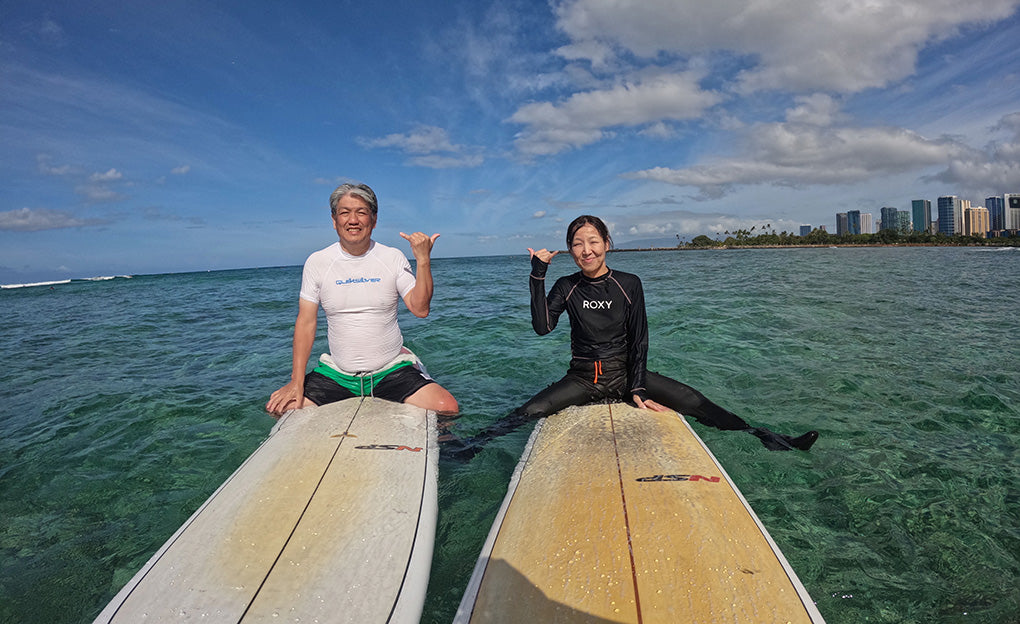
[1,247,1018,623]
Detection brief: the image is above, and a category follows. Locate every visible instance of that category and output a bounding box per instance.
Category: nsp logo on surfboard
[355,444,423,452]
[636,474,720,482]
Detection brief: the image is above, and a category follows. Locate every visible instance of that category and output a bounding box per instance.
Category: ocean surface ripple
[1,247,1017,623]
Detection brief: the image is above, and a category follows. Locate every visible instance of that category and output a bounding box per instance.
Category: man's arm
[400,232,440,318]
[266,298,318,416]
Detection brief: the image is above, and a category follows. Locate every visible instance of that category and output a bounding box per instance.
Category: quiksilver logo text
[336,277,382,285]
[583,300,612,309]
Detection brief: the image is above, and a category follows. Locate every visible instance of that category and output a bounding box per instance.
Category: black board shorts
[303,366,434,406]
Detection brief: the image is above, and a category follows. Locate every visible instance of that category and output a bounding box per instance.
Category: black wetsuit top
[530,255,649,400]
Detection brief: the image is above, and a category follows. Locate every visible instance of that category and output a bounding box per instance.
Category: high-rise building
[836,212,848,235]
[964,205,989,237]
[880,207,898,231]
[847,210,861,235]
[896,211,912,234]
[799,225,812,236]
[912,199,932,233]
[1006,194,1020,230]
[861,213,873,234]
[937,196,963,235]
[986,196,1005,231]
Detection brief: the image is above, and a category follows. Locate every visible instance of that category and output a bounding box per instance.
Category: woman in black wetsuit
[451,215,817,456]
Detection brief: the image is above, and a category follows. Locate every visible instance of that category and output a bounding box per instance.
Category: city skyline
[822,191,1020,236]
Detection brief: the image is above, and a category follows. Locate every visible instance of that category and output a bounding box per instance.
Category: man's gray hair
[330,183,378,216]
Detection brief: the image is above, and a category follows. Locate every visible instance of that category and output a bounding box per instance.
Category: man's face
[332,194,376,249]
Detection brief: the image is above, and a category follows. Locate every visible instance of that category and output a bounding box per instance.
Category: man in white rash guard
[266,182,458,417]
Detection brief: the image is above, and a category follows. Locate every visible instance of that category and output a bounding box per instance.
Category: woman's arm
[626,275,650,401]
[528,249,561,335]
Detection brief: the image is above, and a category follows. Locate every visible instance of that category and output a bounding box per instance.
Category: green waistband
[312,359,414,396]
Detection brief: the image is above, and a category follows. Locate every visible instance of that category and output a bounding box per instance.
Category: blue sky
[3,0,1020,282]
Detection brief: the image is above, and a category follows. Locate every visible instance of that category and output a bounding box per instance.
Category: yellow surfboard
[94,397,437,623]
[455,402,824,623]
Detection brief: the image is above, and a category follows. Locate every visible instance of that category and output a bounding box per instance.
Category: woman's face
[570,223,609,277]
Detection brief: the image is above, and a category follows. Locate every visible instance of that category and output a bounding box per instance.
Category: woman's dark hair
[566,215,612,249]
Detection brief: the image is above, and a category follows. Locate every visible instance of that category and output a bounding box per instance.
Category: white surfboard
[455,402,825,623]
[94,397,438,623]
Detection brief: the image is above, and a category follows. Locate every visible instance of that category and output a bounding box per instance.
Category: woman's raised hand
[528,247,560,264]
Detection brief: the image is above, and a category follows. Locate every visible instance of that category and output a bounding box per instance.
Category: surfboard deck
[455,402,824,623]
[94,397,438,623]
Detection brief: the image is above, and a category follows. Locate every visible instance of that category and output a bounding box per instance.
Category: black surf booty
[440,435,482,462]
[747,427,819,451]
[789,430,819,450]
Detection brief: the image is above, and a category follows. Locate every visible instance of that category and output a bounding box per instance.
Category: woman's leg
[646,371,818,451]
[486,374,598,440]
[443,374,599,460]
[646,371,749,430]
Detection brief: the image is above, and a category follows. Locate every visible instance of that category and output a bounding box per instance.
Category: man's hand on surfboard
[266,381,304,417]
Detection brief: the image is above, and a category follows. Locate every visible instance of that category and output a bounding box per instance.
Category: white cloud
[171,165,191,175]
[359,126,459,155]
[358,125,484,169]
[313,176,357,186]
[555,40,615,71]
[925,112,1020,191]
[22,17,67,47]
[36,154,77,176]
[623,98,973,196]
[90,168,123,182]
[552,0,1020,94]
[533,210,547,218]
[638,122,676,139]
[75,184,126,203]
[7,64,285,187]
[784,94,846,127]
[0,207,92,231]
[143,206,205,225]
[506,0,1019,173]
[611,208,802,240]
[407,154,484,169]
[510,71,722,155]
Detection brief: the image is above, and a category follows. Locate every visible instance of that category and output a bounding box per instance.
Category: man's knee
[430,386,458,414]
[405,383,458,415]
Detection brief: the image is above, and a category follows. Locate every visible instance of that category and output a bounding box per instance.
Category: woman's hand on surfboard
[634,395,669,412]
[528,248,559,264]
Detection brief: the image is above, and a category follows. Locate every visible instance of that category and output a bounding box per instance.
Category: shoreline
[609,242,1019,252]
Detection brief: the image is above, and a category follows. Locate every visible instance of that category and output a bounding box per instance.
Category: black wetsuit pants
[446,360,815,457]
[463,360,746,446]
[521,368,749,429]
